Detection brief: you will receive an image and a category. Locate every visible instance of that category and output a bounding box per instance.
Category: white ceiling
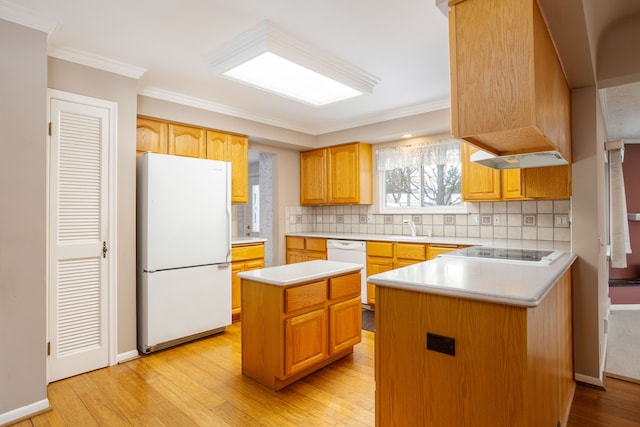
[3,0,640,144]
[7,0,451,138]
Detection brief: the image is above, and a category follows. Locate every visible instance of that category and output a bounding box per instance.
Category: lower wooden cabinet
[241,271,362,390]
[366,241,469,305]
[426,244,467,260]
[231,242,264,322]
[286,236,327,263]
[366,241,427,306]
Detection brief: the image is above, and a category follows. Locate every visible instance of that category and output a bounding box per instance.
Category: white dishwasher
[326,239,367,304]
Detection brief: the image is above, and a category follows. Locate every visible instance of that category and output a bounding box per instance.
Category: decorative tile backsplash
[285,200,571,242]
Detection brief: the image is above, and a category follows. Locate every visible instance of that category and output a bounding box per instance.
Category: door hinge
[103,241,108,258]
[48,122,52,136]
[47,341,51,356]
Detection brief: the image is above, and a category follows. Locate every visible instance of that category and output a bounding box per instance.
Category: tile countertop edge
[368,253,577,308]
[237,259,364,287]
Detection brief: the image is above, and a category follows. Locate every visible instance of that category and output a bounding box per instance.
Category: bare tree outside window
[379,140,462,209]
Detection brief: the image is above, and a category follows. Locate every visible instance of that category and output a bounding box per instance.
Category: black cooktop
[452,246,555,262]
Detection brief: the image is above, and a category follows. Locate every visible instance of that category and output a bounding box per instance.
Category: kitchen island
[238,260,363,390]
[368,251,577,426]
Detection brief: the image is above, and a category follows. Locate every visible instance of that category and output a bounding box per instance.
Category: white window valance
[376,139,461,171]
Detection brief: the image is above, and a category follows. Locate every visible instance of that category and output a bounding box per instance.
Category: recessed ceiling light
[208,20,379,107]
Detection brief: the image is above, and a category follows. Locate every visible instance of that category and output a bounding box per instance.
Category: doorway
[47,90,116,383]
[237,150,274,267]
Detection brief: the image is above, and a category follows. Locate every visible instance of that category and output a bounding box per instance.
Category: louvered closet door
[48,96,109,383]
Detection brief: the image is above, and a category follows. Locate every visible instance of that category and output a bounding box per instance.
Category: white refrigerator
[137,152,232,354]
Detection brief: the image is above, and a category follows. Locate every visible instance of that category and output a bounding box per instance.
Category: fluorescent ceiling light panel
[208,20,379,107]
[223,52,363,106]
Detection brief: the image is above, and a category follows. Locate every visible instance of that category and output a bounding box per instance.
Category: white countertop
[285,231,571,251]
[237,259,364,286]
[232,237,267,245]
[367,251,576,307]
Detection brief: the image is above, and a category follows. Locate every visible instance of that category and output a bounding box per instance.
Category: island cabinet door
[329,297,362,355]
[285,308,328,376]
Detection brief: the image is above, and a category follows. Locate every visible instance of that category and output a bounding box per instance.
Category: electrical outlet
[412,215,422,224]
[444,215,454,225]
[555,214,570,228]
[481,215,492,225]
[295,215,302,224]
[336,215,344,223]
[384,215,393,224]
[359,215,367,224]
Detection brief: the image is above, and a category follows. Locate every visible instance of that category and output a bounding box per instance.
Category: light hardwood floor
[12,321,640,426]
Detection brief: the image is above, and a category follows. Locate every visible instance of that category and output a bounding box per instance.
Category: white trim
[0,398,50,425]
[46,89,119,380]
[107,98,119,367]
[0,0,58,39]
[138,85,451,137]
[574,372,605,388]
[117,350,140,364]
[47,46,146,79]
[611,304,640,311]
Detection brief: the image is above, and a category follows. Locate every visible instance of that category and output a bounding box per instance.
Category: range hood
[470,149,569,170]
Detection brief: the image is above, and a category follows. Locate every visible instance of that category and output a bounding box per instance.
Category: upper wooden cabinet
[206,130,249,204]
[461,144,502,201]
[136,117,167,156]
[168,123,206,159]
[136,117,249,204]
[300,142,373,205]
[449,0,571,161]
[462,143,571,201]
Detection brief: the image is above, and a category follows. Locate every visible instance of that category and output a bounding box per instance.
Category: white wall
[0,19,48,421]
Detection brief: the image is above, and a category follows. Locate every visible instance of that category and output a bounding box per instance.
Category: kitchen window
[376,139,465,213]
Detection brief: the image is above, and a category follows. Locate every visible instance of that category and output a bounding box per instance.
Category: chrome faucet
[403,219,417,237]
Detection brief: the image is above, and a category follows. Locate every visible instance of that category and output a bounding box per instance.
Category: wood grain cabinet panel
[285,308,328,376]
[462,143,572,201]
[231,243,264,321]
[241,271,362,390]
[285,236,327,264]
[449,0,571,161]
[375,269,574,425]
[168,123,206,158]
[136,117,167,156]
[300,142,372,205]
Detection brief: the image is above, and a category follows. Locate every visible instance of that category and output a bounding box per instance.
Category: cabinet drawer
[306,237,326,252]
[330,272,361,300]
[395,243,426,261]
[367,241,394,257]
[286,236,305,250]
[232,244,264,261]
[285,280,328,313]
[427,244,464,260]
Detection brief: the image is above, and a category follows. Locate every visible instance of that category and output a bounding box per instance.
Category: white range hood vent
[470,149,569,170]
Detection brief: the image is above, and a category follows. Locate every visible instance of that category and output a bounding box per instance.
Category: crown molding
[0,0,58,39]
[138,86,315,134]
[48,46,146,79]
[313,98,451,135]
[140,85,451,138]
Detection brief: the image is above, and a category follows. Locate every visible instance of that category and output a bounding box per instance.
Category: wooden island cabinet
[374,268,574,426]
[239,260,362,391]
